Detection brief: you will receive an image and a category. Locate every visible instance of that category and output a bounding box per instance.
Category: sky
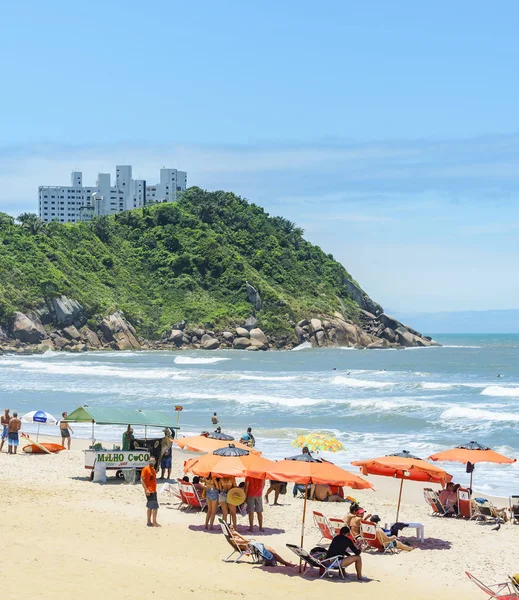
[1,1,518,316]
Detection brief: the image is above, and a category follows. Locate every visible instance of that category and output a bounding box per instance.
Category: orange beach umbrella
[184,446,274,479]
[428,441,516,490]
[351,451,452,521]
[175,435,260,455]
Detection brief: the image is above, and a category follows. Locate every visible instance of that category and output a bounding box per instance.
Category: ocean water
[1,333,518,496]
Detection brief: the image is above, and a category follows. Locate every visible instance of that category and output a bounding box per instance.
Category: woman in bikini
[203,473,219,530]
[217,475,238,528]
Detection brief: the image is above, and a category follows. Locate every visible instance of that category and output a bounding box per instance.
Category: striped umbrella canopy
[292,433,345,453]
[21,410,58,441]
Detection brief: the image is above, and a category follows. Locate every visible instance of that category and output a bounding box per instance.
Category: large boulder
[79,326,102,349]
[315,330,326,346]
[294,326,306,342]
[310,318,323,333]
[236,327,250,338]
[63,325,81,341]
[99,312,140,351]
[53,336,70,350]
[50,296,86,327]
[201,337,220,350]
[193,328,205,339]
[245,281,262,310]
[244,316,258,331]
[233,337,252,350]
[0,326,7,341]
[11,312,47,344]
[381,327,397,343]
[378,313,402,331]
[169,329,184,345]
[249,328,267,345]
[344,279,383,316]
[222,331,234,342]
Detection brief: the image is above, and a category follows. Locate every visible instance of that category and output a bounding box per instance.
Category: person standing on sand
[141,457,160,527]
[0,408,11,452]
[211,412,219,425]
[244,476,265,532]
[7,412,21,455]
[158,428,173,480]
[59,412,73,450]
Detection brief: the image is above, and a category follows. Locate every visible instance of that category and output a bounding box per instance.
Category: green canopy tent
[65,405,180,442]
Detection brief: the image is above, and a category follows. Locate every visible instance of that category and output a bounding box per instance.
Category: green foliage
[0,188,363,338]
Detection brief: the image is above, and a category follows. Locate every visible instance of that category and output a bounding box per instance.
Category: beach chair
[360,520,397,554]
[286,544,345,579]
[312,511,335,545]
[474,498,505,524]
[218,518,254,563]
[509,496,519,524]
[457,487,475,519]
[159,481,183,508]
[329,517,345,536]
[179,481,207,512]
[424,487,449,516]
[466,571,519,599]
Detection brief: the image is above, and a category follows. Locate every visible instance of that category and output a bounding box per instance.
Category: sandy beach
[0,435,517,600]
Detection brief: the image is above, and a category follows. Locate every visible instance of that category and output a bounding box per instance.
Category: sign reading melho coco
[84,450,151,470]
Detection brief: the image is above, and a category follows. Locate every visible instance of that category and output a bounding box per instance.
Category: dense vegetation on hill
[0,188,363,338]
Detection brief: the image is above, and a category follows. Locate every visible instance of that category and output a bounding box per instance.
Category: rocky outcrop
[169,329,184,346]
[233,337,252,350]
[344,279,383,316]
[244,316,258,331]
[79,326,102,349]
[63,325,81,341]
[236,327,250,338]
[99,312,141,350]
[11,312,47,344]
[201,337,220,350]
[49,296,86,328]
[245,281,262,310]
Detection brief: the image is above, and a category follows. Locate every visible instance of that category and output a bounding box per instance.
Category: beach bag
[249,542,276,566]
[310,546,328,561]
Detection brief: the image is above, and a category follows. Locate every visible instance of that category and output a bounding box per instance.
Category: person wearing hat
[159,428,173,480]
[122,425,135,451]
[141,457,160,527]
[349,507,371,540]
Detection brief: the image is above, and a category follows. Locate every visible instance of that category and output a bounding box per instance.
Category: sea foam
[174,356,230,365]
[480,385,519,398]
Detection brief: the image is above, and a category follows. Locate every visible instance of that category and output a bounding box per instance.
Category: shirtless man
[311,483,344,502]
[8,412,21,455]
[0,408,10,452]
[59,412,73,450]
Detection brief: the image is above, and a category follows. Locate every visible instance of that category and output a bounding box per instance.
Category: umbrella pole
[36,423,40,442]
[396,478,404,522]
[299,483,308,574]
[469,469,474,518]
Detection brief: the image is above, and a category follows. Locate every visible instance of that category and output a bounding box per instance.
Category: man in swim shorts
[141,457,160,527]
[0,408,10,452]
[59,411,74,450]
[159,428,173,480]
[8,412,21,455]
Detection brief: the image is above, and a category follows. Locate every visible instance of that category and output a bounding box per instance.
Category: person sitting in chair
[326,526,363,580]
[229,527,295,567]
[370,515,414,552]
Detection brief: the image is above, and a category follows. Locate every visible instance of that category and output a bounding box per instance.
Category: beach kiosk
[65,406,180,477]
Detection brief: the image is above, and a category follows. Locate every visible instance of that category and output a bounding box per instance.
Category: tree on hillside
[17,213,46,235]
[0,212,15,230]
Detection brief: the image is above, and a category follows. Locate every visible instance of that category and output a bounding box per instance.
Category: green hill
[0,188,377,340]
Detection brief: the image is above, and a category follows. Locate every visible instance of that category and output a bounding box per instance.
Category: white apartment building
[38,165,187,223]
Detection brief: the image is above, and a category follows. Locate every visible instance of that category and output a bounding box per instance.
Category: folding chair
[329,517,346,536]
[457,487,476,519]
[218,518,255,563]
[286,544,345,579]
[360,520,397,554]
[509,496,519,524]
[312,511,335,545]
[466,571,519,599]
[475,498,506,524]
[424,487,450,516]
[179,481,207,512]
[159,481,182,508]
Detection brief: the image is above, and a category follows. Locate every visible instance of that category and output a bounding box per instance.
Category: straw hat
[226,487,246,506]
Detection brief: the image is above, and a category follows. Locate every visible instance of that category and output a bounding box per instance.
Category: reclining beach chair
[457,487,475,519]
[312,511,335,545]
[509,496,519,524]
[286,544,345,579]
[360,520,397,554]
[329,517,346,536]
[218,518,255,563]
[474,498,505,524]
[159,481,183,508]
[179,481,207,512]
[424,487,450,516]
[466,571,519,599]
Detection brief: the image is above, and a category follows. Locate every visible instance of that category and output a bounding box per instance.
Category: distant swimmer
[211,412,219,425]
[497,374,503,378]
[333,368,337,371]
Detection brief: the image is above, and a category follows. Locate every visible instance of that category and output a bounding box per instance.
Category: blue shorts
[8,432,18,447]
[1,426,7,440]
[206,488,219,501]
[160,456,172,469]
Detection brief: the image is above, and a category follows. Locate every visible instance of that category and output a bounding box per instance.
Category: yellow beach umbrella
[292,433,345,453]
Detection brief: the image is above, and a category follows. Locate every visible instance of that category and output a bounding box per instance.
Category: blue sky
[1,1,518,315]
